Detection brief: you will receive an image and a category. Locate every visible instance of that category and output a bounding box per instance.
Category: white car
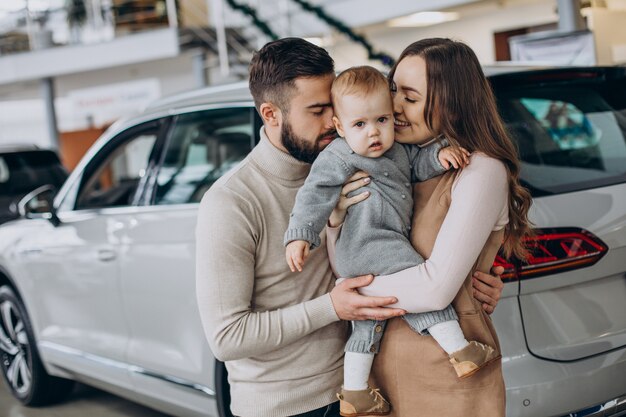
[1,67,626,417]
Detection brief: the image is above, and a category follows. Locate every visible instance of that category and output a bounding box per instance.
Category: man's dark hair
[249,37,335,113]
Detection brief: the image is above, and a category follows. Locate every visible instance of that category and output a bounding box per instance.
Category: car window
[151,107,254,205]
[496,76,626,196]
[75,131,158,210]
[0,157,8,184]
[0,151,67,196]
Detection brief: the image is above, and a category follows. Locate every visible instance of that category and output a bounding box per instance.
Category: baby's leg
[428,320,469,355]
[429,321,500,379]
[343,320,385,389]
[338,320,390,416]
[344,351,374,390]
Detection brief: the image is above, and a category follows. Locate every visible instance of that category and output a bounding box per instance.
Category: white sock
[428,320,469,355]
[344,352,375,391]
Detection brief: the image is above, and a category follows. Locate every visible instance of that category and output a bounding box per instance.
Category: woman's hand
[329,171,371,227]
[472,265,504,315]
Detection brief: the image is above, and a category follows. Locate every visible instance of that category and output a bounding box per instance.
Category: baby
[284,66,498,417]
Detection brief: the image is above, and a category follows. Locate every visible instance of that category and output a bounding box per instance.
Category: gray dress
[285,138,458,354]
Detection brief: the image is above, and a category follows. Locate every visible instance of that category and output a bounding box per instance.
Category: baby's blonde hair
[331,66,391,112]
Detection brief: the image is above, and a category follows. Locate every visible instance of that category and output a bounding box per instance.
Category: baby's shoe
[449,340,501,378]
[336,386,391,416]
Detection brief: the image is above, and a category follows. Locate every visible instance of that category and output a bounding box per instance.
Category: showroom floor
[0,382,170,417]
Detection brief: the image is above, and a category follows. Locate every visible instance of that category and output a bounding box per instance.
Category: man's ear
[333,116,345,138]
[259,102,281,127]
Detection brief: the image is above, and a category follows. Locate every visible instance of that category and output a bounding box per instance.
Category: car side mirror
[17,185,61,227]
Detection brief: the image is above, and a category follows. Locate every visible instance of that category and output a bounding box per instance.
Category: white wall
[0,99,49,147]
[587,7,626,64]
[327,0,558,70]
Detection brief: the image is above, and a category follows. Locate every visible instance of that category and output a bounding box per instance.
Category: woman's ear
[333,116,345,138]
[259,103,281,127]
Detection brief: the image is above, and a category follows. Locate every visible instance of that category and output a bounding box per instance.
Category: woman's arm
[359,154,508,313]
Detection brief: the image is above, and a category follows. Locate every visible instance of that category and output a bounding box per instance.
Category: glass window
[75,131,158,210]
[0,151,67,196]
[0,157,8,184]
[152,108,253,205]
[496,76,626,196]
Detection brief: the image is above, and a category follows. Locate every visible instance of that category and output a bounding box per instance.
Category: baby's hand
[286,240,310,272]
[438,146,471,170]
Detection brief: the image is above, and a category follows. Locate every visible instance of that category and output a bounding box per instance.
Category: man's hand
[438,146,471,170]
[329,171,371,227]
[330,275,406,321]
[286,240,309,272]
[472,265,505,314]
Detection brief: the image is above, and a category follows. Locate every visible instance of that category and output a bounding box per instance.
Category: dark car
[0,146,68,224]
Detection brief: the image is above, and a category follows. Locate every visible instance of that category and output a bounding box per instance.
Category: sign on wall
[67,78,161,129]
[509,30,596,65]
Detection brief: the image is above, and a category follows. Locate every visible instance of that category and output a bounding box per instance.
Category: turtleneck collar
[251,127,311,182]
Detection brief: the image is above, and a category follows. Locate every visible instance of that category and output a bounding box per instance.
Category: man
[196,38,503,417]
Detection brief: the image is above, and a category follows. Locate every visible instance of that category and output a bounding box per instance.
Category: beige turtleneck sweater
[195,128,347,417]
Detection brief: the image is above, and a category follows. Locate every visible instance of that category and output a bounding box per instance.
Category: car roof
[144,66,550,114]
[143,65,624,118]
[145,81,253,115]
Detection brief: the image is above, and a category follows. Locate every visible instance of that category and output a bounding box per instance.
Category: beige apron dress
[370,171,507,416]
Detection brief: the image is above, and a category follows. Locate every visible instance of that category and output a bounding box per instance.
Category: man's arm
[196,186,339,362]
[472,266,505,314]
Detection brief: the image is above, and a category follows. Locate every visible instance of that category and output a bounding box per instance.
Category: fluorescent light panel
[388,11,460,27]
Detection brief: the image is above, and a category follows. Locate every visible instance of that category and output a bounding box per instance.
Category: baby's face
[335,90,395,158]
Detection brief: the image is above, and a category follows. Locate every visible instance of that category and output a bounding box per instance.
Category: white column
[557,0,586,32]
[210,0,230,78]
[193,50,209,88]
[166,0,179,28]
[40,78,60,150]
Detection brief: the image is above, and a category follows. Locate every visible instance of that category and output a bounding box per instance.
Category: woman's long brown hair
[389,38,533,259]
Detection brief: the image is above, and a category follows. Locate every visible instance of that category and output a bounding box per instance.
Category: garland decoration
[224,0,279,41]
[290,0,395,67]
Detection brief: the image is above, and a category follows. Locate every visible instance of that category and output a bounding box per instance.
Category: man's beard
[281,120,336,164]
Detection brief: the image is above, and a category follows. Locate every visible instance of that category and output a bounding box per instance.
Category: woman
[330,38,532,416]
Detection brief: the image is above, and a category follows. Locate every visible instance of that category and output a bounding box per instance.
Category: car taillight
[493,228,608,282]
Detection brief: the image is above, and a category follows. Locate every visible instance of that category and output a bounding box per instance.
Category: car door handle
[97,249,117,262]
[18,248,42,257]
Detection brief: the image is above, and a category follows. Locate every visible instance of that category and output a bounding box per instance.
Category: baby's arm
[438,146,470,170]
[286,240,310,272]
[407,139,469,181]
[284,150,353,263]
[405,139,448,181]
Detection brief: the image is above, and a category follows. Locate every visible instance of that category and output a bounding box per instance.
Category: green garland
[224,0,279,41]
[290,0,395,67]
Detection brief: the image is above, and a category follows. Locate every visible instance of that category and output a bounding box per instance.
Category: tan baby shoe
[449,340,501,378]
[336,386,391,417]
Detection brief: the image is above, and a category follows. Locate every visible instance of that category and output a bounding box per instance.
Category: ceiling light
[388,11,460,28]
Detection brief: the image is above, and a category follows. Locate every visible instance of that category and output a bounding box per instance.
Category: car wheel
[215,360,233,417]
[0,285,74,405]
